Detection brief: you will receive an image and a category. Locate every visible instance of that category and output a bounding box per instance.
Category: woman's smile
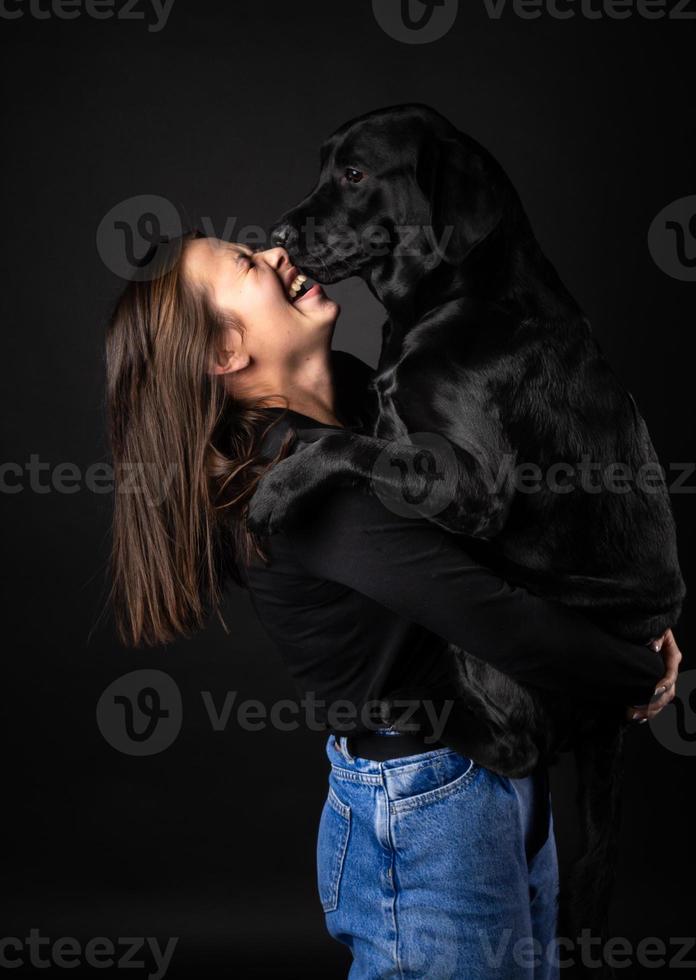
[294,281,324,304]
[284,264,327,308]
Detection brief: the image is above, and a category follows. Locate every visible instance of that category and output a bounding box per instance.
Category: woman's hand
[626,628,682,723]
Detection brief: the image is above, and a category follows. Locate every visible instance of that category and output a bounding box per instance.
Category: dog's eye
[344,167,365,184]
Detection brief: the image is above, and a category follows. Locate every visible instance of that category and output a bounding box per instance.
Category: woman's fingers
[656,629,682,692]
[626,629,682,723]
[645,685,675,719]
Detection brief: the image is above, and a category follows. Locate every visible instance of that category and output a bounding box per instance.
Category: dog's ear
[416,134,506,265]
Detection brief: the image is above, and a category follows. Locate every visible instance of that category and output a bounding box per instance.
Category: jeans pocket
[390,754,480,815]
[316,786,351,913]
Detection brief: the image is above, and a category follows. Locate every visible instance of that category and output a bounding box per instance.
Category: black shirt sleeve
[285,485,664,707]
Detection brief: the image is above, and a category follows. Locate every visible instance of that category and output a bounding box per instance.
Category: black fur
[249,104,685,974]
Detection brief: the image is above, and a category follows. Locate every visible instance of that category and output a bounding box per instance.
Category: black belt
[346,731,444,762]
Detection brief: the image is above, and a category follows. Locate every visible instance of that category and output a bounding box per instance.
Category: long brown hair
[104,232,295,648]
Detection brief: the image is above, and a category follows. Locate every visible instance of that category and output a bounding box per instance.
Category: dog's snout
[271,222,298,250]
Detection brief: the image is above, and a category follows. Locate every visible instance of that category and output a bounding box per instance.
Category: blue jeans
[317,735,560,979]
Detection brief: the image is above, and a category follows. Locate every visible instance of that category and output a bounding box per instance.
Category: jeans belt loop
[338,735,355,762]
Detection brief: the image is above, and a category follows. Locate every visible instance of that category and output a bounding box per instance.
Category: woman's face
[183,237,339,380]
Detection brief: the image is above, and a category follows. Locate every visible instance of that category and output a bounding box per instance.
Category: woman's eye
[344,167,364,184]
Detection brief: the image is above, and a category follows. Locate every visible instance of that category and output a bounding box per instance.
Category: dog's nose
[271,222,298,250]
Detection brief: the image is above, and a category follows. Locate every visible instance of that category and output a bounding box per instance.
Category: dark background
[2,1,695,977]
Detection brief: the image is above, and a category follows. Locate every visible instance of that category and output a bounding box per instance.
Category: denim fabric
[317,735,560,979]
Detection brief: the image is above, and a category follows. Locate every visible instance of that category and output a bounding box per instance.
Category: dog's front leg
[367,431,513,538]
[247,430,511,537]
[247,431,377,534]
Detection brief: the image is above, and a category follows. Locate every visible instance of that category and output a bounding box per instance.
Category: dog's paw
[247,433,354,535]
[247,443,319,534]
[247,469,297,535]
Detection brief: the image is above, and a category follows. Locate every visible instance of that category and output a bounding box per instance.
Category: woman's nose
[261,246,291,268]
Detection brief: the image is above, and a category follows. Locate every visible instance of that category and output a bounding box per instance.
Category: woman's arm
[285,485,665,707]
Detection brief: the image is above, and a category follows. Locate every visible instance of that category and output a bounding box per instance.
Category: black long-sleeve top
[240,355,663,737]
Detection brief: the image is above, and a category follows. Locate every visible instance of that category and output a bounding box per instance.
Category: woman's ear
[209,350,250,376]
[209,328,250,376]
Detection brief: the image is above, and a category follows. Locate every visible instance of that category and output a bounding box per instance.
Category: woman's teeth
[288,274,308,302]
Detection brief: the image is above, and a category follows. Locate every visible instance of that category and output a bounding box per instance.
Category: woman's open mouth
[296,282,322,302]
[288,272,322,304]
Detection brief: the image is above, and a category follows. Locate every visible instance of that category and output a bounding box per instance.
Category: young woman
[105,232,680,979]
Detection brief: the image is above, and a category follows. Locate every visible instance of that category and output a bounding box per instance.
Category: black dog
[249,104,685,967]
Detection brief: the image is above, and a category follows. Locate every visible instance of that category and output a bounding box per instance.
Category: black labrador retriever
[249,103,685,964]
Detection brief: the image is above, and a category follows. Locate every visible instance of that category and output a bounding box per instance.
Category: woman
[105,232,680,979]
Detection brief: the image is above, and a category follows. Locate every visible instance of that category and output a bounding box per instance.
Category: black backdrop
[2,1,695,977]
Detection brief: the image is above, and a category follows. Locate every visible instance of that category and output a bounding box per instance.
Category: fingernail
[631,712,641,721]
[639,718,648,724]
[652,641,662,653]
[653,685,667,697]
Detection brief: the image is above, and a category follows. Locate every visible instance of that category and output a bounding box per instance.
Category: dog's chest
[372,368,408,439]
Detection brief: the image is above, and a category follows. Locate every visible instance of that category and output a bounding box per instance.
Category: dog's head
[271,104,520,290]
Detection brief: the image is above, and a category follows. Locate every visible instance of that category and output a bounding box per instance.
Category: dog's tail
[557,711,628,980]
